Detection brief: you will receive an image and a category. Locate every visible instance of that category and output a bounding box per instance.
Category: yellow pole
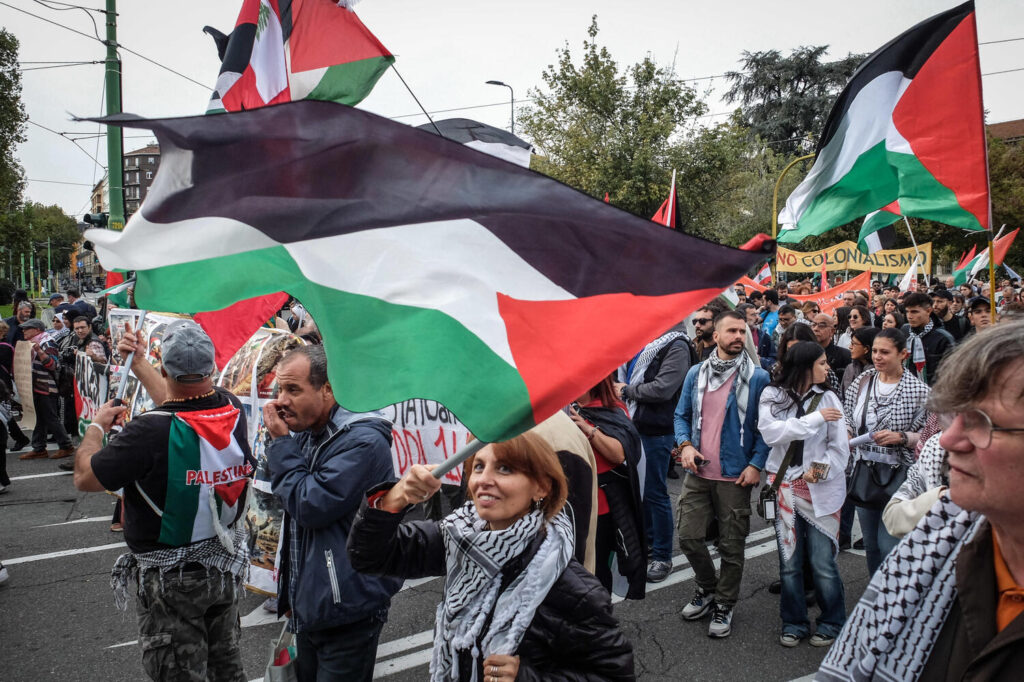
[771,153,815,285]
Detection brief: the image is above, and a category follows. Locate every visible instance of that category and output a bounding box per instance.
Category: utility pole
[19,253,24,290]
[47,237,52,293]
[104,0,125,232]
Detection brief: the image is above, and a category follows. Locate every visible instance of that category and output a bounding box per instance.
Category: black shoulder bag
[757,392,823,520]
[847,375,908,509]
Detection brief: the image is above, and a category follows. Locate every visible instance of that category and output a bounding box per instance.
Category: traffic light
[84,212,109,227]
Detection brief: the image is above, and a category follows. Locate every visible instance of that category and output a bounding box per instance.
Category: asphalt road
[1,451,871,681]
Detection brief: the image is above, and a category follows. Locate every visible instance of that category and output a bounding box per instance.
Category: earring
[532,498,544,512]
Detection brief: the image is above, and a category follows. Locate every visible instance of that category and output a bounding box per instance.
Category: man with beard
[692,306,717,360]
[901,292,956,385]
[931,290,968,343]
[673,310,770,638]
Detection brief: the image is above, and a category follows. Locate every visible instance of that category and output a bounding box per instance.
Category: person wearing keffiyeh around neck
[348,432,635,682]
[900,292,955,386]
[758,342,850,649]
[819,319,1024,682]
[673,310,771,639]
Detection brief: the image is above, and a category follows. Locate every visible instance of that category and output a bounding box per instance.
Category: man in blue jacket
[673,310,770,639]
[264,345,402,682]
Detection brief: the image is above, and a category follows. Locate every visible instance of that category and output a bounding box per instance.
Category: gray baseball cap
[161,319,215,383]
[19,319,45,332]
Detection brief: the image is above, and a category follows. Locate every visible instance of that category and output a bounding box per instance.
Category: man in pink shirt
[673,310,771,638]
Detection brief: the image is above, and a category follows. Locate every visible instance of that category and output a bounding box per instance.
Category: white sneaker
[681,588,715,620]
[0,483,8,494]
[0,563,8,585]
[708,604,733,638]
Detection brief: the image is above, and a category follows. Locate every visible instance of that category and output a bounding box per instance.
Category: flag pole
[431,438,488,480]
[989,234,997,324]
[771,153,815,286]
[113,309,148,407]
[902,216,924,284]
[389,64,445,138]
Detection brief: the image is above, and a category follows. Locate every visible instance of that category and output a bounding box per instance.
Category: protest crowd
[0,267,1022,681]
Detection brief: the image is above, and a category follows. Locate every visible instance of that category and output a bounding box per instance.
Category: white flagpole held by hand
[431,439,488,480]
[114,309,148,405]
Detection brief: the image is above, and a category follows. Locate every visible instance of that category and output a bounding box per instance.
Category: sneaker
[0,483,8,494]
[19,450,48,460]
[681,588,716,620]
[708,604,733,638]
[110,523,124,533]
[0,562,7,585]
[780,633,802,647]
[646,560,672,583]
[768,579,782,594]
[49,448,75,460]
[809,633,835,648]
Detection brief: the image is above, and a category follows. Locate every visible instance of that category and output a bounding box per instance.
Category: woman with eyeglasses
[842,328,929,575]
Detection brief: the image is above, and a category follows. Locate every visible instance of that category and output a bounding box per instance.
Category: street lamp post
[486,80,515,134]
[771,153,815,285]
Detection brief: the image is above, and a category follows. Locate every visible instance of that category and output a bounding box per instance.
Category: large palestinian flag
[83,101,769,443]
[779,1,989,243]
[416,118,539,168]
[204,0,393,113]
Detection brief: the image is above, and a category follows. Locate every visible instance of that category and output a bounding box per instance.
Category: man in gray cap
[73,319,253,682]
[18,318,75,460]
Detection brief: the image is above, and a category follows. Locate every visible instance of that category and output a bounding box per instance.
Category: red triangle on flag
[195,292,291,370]
[288,0,393,71]
[174,405,240,452]
[215,479,248,507]
[957,244,977,270]
[993,228,1020,266]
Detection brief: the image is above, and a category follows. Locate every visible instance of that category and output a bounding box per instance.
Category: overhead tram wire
[27,119,105,170]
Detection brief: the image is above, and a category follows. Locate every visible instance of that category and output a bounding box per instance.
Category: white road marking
[34,516,110,528]
[10,471,72,481]
[4,542,126,565]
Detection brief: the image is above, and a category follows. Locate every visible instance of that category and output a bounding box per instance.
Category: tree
[724,46,864,155]
[0,29,27,214]
[0,203,80,287]
[519,17,707,218]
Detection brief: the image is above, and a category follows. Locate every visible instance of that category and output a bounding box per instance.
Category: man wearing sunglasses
[692,307,718,361]
[820,320,1024,680]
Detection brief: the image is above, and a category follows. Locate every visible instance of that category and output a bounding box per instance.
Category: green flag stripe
[887,151,985,231]
[305,56,394,105]
[134,247,537,441]
[160,418,202,546]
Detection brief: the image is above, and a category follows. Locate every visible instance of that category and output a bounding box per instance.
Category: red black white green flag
[779,1,989,243]
[84,102,770,443]
[204,0,393,113]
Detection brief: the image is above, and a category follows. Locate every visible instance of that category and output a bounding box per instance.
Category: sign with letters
[777,240,931,275]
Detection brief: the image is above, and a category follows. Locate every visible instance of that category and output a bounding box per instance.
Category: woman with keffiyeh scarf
[759,341,850,648]
[348,433,635,682]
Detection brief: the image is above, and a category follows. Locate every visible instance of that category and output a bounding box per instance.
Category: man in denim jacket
[672,310,770,639]
[264,345,402,682]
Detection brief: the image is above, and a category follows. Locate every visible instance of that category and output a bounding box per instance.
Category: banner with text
[788,271,873,314]
[777,240,931,275]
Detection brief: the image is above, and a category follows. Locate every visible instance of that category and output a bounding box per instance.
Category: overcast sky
[4,0,1022,218]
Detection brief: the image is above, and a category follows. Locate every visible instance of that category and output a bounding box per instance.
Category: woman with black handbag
[567,376,645,599]
[843,328,929,575]
[759,342,851,648]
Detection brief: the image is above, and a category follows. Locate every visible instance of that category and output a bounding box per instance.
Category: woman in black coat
[348,432,635,682]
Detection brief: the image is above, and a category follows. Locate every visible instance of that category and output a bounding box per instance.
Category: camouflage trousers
[136,568,246,682]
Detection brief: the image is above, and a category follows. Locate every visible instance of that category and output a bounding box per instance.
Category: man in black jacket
[901,292,955,386]
[931,289,968,343]
[812,314,851,376]
[263,345,401,682]
[614,320,694,583]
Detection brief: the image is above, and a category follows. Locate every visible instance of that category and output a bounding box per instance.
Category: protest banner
[72,351,109,437]
[382,399,473,485]
[788,271,873,314]
[13,341,36,430]
[776,240,931,275]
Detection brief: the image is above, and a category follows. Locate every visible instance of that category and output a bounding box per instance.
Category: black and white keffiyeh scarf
[431,504,575,682]
[694,351,754,443]
[622,331,686,417]
[817,496,981,681]
[893,432,949,503]
[844,369,930,466]
[906,320,934,380]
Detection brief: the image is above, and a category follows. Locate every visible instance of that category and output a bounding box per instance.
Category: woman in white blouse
[758,341,851,648]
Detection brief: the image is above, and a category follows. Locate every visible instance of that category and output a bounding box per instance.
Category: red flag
[957,244,977,270]
[993,228,1019,266]
[650,170,677,228]
[194,292,290,370]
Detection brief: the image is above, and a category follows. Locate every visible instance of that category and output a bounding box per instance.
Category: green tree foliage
[0,203,80,280]
[0,29,27,213]
[724,46,864,155]
[519,17,707,218]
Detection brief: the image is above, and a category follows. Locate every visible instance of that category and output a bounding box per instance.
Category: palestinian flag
[651,170,679,228]
[204,0,393,113]
[97,274,134,308]
[953,228,1020,285]
[83,101,770,443]
[779,1,989,244]
[416,118,538,168]
[956,244,977,270]
[160,405,252,546]
[857,201,901,254]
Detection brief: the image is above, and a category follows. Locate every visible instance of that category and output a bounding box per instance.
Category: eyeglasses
[810,322,832,329]
[937,408,1024,449]
[694,318,712,325]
